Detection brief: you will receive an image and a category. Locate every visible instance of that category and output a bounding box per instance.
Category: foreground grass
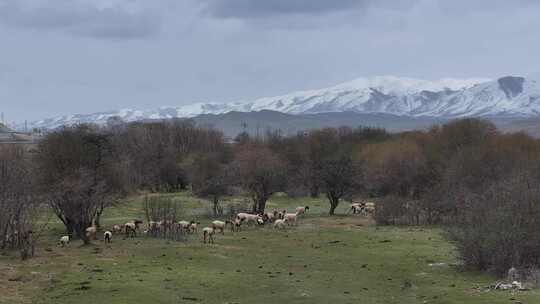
[1,193,539,304]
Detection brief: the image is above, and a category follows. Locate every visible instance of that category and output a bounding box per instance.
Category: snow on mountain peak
[17,75,540,130]
[332,76,489,95]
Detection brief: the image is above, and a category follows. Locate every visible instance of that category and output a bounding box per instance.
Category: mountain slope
[19,75,540,130]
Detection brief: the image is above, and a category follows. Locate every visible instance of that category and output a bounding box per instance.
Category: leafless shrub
[224,198,252,218]
[142,195,187,242]
[0,145,43,260]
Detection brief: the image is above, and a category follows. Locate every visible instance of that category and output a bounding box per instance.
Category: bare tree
[0,145,40,259]
[36,125,123,244]
[191,153,230,216]
[231,145,285,213]
[320,153,360,215]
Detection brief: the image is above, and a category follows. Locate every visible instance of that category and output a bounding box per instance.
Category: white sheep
[236,213,262,226]
[104,231,112,243]
[202,227,215,244]
[363,202,376,215]
[295,206,310,216]
[212,220,227,235]
[349,203,363,214]
[236,212,250,221]
[85,225,97,240]
[262,211,278,223]
[124,219,144,237]
[58,235,70,247]
[177,220,192,234]
[112,225,122,234]
[230,218,243,232]
[189,221,200,234]
[283,213,298,226]
[273,219,287,229]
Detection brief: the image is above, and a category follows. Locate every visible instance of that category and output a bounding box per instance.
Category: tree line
[2,117,540,275]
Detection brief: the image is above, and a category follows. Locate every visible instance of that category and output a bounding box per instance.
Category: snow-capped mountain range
[21,75,540,130]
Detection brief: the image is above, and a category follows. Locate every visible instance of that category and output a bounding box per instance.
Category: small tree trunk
[65,219,75,237]
[213,197,219,216]
[310,184,319,198]
[329,197,339,215]
[95,212,102,230]
[257,198,267,214]
[251,200,258,213]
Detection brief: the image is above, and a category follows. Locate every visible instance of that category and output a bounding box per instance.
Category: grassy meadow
[1,192,539,304]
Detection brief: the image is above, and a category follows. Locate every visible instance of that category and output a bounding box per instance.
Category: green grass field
[1,192,539,304]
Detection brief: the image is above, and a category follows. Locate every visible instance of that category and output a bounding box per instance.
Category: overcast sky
[1,0,540,122]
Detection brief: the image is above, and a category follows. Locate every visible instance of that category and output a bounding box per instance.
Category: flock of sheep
[58,202,375,246]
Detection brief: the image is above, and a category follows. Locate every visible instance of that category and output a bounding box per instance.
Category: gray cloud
[0,0,162,39]
[202,0,362,18]
[200,0,414,19]
[1,0,540,123]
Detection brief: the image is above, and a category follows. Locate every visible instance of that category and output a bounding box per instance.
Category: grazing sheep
[112,225,122,234]
[230,218,243,232]
[349,203,363,214]
[236,213,262,226]
[236,212,251,221]
[262,211,278,223]
[362,202,376,216]
[212,220,227,235]
[58,235,70,247]
[295,206,310,216]
[202,227,215,244]
[85,226,97,240]
[124,222,136,237]
[158,220,174,233]
[104,231,112,243]
[273,219,286,229]
[189,221,200,234]
[177,220,192,234]
[123,219,144,238]
[283,213,298,226]
[147,221,159,235]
